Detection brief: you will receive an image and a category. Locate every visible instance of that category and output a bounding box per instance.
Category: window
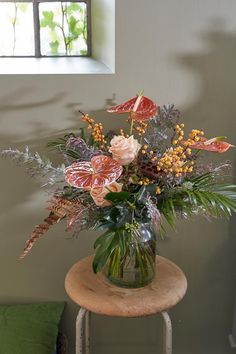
[0,0,91,57]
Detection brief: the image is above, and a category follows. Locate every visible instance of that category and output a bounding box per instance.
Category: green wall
[0,1,236,353]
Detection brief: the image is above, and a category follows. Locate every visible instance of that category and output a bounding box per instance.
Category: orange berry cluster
[172,124,185,145]
[156,146,194,177]
[81,114,107,147]
[141,144,149,154]
[92,123,106,144]
[138,177,152,186]
[81,114,95,128]
[141,145,158,161]
[139,123,205,178]
[153,125,205,177]
[182,129,204,147]
[134,121,148,136]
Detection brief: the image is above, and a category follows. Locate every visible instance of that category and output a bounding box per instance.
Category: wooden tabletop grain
[65,255,187,318]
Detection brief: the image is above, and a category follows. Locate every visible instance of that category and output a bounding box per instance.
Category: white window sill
[0,57,114,75]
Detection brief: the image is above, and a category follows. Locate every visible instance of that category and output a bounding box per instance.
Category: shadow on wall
[178,21,236,138]
[0,88,66,112]
[0,89,67,145]
[0,90,118,147]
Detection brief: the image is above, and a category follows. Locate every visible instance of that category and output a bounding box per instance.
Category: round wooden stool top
[65,255,187,318]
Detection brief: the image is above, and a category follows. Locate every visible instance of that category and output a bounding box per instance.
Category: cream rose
[109,135,141,165]
[90,182,123,207]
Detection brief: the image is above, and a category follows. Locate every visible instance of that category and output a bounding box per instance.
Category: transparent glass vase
[105,223,156,288]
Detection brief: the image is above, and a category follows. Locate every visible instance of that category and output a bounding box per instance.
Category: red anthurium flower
[107,95,158,121]
[64,155,123,190]
[191,137,234,153]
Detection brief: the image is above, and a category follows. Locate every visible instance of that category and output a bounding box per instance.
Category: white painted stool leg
[161,311,172,354]
[85,311,91,354]
[76,307,87,354]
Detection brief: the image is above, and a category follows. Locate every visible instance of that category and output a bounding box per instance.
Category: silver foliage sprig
[1,147,65,187]
[144,104,180,151]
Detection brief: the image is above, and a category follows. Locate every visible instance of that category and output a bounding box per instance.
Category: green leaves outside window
[0,1,90,57]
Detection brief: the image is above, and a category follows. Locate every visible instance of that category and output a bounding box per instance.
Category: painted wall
[0,1,236,353]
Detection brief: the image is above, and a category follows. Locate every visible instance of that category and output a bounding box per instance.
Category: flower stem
[129,117,134,135]
[129,91,144,136]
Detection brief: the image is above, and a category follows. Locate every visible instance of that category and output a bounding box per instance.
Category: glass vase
[105,223,156,288]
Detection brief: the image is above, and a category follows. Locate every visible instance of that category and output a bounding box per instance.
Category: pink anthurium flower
[64,155,123,190]
[190,137,234,153]
[107,94,158,121]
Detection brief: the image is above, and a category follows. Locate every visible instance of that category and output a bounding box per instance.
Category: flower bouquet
[2,93,236,288]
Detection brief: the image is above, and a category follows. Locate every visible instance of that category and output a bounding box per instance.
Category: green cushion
[0,302,64,354]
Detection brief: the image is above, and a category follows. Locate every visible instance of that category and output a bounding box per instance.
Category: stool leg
[76,307,87,354]
[161,311,172,354]
[85,311,91,354]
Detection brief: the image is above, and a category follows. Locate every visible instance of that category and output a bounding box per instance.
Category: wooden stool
[65,255,187,354]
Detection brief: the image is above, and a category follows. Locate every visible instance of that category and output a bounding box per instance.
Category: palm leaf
[158,177,236,229]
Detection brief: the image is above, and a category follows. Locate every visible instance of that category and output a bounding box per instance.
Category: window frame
[0,0,91,58]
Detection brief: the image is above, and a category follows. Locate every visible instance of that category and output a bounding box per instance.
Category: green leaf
[108,247,121,277]
[40,11,56,30]
[79,128,86,141]
[188,172,214,187]
[92,249,110,273]
[108,207,121,223]
[93,232,118,273]
[88,134,94,145]
[157,178,236,230]
[162,208,176,231]
[50,30,60,43]
[94,230,115,249]
[95,221,115,231]
[66,3,82,13]
[69,15,78,34]
[118,230,127,258]
[49,40,59,55]
[105,191,130,204]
